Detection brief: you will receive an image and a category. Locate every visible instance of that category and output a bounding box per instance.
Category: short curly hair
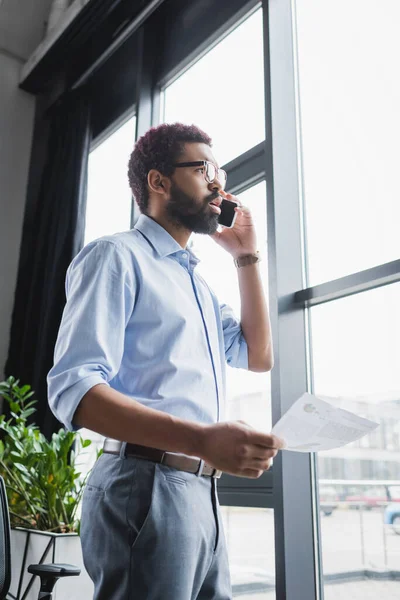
[127,122,212,213]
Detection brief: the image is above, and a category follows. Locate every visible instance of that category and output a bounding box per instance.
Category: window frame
[26,0,400,596]
[85,1,321,596]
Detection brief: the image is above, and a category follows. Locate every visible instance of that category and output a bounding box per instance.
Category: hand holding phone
[217,199,238,228]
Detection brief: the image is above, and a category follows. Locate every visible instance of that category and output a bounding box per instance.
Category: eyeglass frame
[172,160,227,187]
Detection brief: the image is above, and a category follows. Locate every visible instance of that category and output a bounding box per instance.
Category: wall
[0,0,53,379]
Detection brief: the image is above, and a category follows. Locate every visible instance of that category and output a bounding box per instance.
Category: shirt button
[182,253,187,259]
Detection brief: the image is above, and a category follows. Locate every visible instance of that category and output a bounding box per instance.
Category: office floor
[236,579,400,599]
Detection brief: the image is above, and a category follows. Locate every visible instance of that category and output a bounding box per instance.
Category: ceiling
[0,0,54,60]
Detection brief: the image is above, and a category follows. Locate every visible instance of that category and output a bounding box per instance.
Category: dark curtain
[4,87,91,438]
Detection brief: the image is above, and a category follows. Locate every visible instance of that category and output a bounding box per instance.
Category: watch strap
[234,252,261,268]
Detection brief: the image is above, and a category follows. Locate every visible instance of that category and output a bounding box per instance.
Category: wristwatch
[234,252,261,268]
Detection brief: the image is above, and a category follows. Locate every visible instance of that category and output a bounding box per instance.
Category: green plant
[0,376,98,533]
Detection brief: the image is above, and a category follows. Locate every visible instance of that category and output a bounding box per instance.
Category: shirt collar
[134,214,200,266]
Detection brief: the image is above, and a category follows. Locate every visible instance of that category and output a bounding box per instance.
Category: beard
[165,181,219,235]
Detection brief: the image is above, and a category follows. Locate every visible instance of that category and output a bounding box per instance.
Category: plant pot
[10,527,94,600]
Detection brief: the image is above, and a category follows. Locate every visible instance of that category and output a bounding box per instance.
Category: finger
[245,445,278,460]
[237,420,253,429]
[251,449,278,462]
[237,468,264,479]
[251,432,286,450]
[223,191,241,206]
[253,442,284,454]
[249,457,274,471]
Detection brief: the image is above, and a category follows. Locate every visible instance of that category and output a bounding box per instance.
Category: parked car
[345,485,400,510]
[346,487,388,509]
[319,486,339,516]
[384,503,400,534]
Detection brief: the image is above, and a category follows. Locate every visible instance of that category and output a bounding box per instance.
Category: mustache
[205,192,220,204]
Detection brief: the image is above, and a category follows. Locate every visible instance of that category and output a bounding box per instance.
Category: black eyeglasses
[173,160,227,188]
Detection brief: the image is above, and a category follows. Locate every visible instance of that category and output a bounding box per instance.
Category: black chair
[0,476,80,600]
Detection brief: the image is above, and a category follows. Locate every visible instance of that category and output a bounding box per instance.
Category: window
[78,114,137,473]
[162,8,265,166]
[161,8,276,592]
[191,182,271,431]
[296,0,400,286]
[85,115,136,245]
[162,10,270,431]
[32,0,400,594]
[310,283,400,589]
[221,507,275,599]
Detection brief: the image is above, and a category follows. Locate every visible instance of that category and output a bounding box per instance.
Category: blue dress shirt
[48,215,248,431]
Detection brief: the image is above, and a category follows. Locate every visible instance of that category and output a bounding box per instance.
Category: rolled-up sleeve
[220,303,248,370]
[47,240,136,431]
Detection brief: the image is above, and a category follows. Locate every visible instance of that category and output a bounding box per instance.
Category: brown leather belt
[103,439,222,479]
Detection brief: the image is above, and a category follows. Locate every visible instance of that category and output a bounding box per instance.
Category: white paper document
[271,393,379,452]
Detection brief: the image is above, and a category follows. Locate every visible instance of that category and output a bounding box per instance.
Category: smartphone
[217,199,238,228]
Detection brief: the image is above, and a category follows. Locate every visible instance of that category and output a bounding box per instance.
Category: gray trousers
[80,452,232,600]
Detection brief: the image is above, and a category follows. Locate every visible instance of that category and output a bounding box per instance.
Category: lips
[208,197,221,215]
[208,196,222,208]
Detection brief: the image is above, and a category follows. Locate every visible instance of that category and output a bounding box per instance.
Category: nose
[208,175,224,193]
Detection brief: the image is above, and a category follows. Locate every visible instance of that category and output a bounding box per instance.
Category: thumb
[237,420,254,429]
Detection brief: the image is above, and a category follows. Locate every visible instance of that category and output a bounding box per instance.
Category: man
[48,122,284,600]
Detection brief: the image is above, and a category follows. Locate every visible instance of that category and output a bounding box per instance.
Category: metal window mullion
[218,467,274,508]
[157,0,261,90]
[218,489,274,509]
[295,259,400,308]
[90,105,137,153]
[263,1,320,599]
[218,469,273,489]
[224,142,267,194]
[217,441,274,508]
[131,23,161,226]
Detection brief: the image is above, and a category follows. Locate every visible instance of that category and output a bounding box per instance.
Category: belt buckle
[195,459,205,477]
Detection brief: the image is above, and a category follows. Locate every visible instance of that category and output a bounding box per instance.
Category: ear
[147,169,170,196]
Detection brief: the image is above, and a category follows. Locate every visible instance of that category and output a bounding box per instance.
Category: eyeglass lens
[206,162,226,188]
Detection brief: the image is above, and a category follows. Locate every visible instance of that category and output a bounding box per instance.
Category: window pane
[309,283,400,595]
[295,1,400,285]
[221,507,275,599]
[190,182,271,431]
[162,9,265,166]
[85,115,136,245]
[79,115,136,473]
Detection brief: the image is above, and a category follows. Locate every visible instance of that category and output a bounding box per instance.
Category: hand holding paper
[271,393,379,452]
